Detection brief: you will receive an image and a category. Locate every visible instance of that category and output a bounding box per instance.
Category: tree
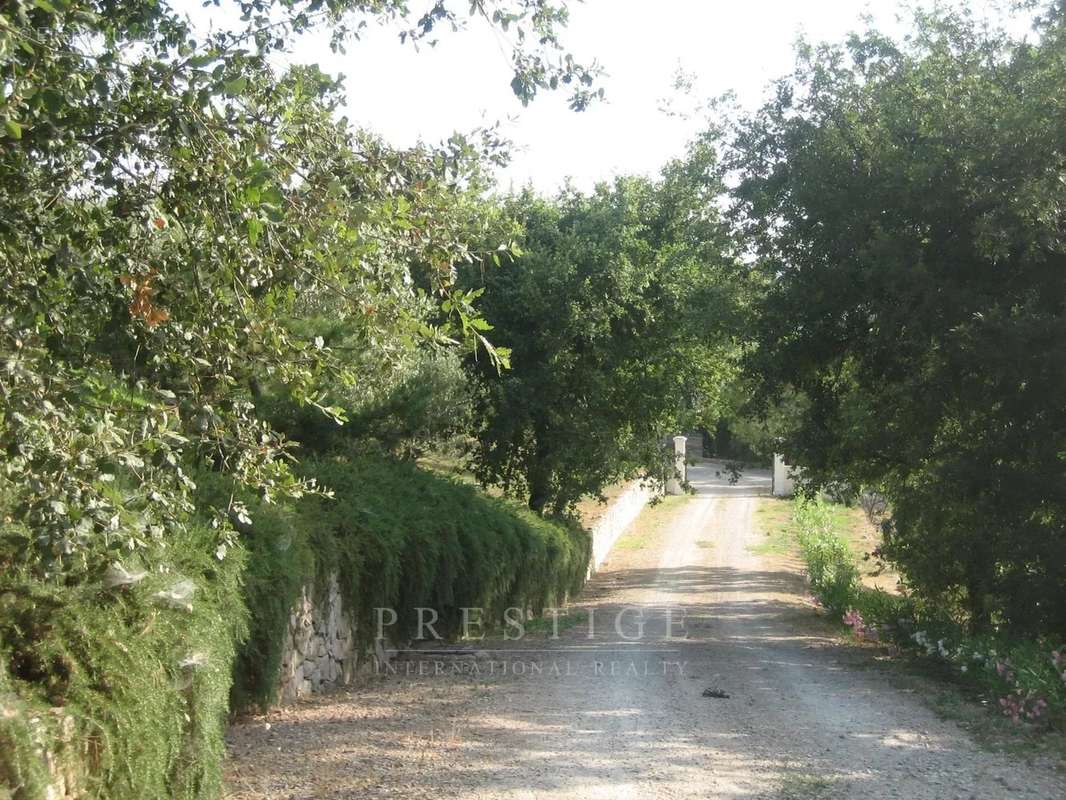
[0,1,599,795]
[465,139,746,514]
[730,4,1066,633]
[0,0,595,574]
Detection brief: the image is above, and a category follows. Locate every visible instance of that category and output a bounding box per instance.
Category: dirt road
[225,462,1064,799]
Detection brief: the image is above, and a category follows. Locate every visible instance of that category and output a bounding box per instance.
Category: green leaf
[4,120,22,140]
[41,89,64,114]
[246,218,262,246]
[222,76,248,96]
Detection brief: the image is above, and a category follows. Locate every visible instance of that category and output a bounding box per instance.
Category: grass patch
[613,495,688,551]
[753,497,897,592]
[416,451,478,485]
[750,498,795,556]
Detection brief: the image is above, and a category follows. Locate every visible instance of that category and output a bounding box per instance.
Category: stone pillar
[667,435,687,495]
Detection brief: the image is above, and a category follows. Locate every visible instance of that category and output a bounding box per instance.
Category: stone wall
[277,575,359,703]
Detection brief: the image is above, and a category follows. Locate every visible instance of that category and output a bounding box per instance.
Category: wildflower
[999,695,1022,723]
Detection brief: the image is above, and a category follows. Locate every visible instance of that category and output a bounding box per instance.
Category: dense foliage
[4,0,1064,793]
[792,497,1066,728]
[0,0,599,579]
[0,0,598,796]
[205,455,588,713]
[465,140,748,513]
[0,514,247,799]
[732,6,1066,635]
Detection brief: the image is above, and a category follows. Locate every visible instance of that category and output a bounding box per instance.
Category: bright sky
[183,0,1021,193]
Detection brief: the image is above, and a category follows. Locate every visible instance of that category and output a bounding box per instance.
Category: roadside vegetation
[734,4,1066,639]
[1,0,1064,796]
[788,497,1066,731]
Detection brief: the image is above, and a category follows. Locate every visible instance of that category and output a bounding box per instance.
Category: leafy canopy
[0,0,595,575]
[730,4,1066,633]
[465,139,749,513]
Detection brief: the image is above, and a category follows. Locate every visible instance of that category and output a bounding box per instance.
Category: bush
[228,453,591,710]
[736,5,1066,637]
[0,522,247,800]
[791,497,1066,727]
[793,498,859,615]
[2,455,591,796]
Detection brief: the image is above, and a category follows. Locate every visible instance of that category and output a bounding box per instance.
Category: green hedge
[230,454,591,710]
[2,456,590,798]
[0,522,247,800]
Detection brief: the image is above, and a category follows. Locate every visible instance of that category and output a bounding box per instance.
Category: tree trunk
[528,467,551,514]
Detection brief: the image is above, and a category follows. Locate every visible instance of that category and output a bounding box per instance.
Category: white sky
[182,0,1023,193]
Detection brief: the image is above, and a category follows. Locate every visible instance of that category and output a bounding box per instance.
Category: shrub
[791,497,1066,726]
[0,522,247,800]
[793,498,859,615]
[228,454,591,710]
[736,5,1066,637]
[2,455,592,795]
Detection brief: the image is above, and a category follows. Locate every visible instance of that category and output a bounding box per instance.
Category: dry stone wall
[277,575,359,703]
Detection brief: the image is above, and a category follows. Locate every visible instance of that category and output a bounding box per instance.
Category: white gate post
[667,435,687,495]
[772,454,796,497]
